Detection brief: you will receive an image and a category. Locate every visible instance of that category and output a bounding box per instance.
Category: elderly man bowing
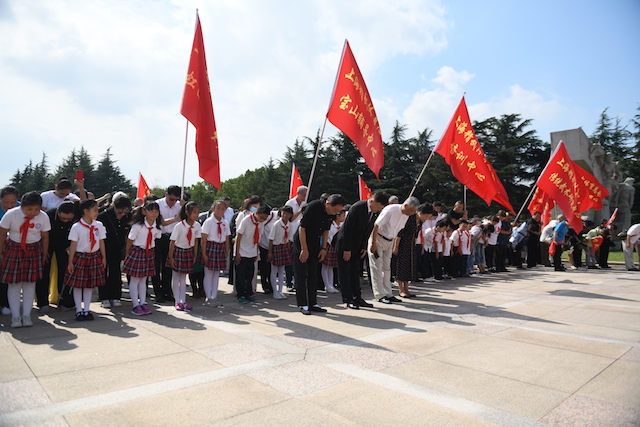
[368,197,420,304]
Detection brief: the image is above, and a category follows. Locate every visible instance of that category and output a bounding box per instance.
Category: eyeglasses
[168,197,179,202]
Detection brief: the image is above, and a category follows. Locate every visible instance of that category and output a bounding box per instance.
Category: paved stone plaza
[1,266,639,426]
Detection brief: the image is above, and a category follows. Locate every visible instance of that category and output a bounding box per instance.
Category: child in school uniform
[450,220,472,277]
[268,206,294,300]
[122,201,162,315]
[320,208,346,294]
[65,199,107,321]
[235,204,271,304]
[0,191,51,327]
[167,202,201,311]
[200,199,230,307]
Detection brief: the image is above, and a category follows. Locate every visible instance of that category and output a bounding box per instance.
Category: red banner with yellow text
[181,13,221,189]
[434,97,514,213]
[358,176,373,201]
[573,161,609,211]
[326,40,384,178]
[289,164,304,200]
[527,187,555,226]
[137,173,152,200]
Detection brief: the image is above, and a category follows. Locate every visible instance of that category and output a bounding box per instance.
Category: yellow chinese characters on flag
[527,187,555,226]
[358,176,373,201]
[434,96,514,213]
[326,40,384,178]
[573,162,609,211]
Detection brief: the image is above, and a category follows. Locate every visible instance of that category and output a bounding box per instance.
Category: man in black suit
[335,191,389,309]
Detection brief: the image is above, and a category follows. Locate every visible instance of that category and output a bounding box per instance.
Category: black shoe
[601,266,611,269]
[356,298,373,308]
[75,312,85,321]
[388,296,402,303]
[309,306,327,313]
[346,303,359,309]
[628,267,639,271]
[300,307,311,315]
[263,288,274,294]
[588,266,600,269]
[155,295,166,303]
[165,295,175,302]
[378,297,392,304]
[84,311,94,321]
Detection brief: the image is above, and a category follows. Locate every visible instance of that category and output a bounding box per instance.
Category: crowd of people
[1,178,639,328]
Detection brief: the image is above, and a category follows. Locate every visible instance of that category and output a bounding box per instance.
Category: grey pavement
[1,266,639,426]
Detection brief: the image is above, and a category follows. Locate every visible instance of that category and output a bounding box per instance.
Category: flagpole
[514,185,537,223]
[306,119,328,202]
[181,120,189,200]
[408,149,436,199]
[463,185,467,208]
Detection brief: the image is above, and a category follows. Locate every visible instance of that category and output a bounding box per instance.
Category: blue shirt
[554,221,568,242]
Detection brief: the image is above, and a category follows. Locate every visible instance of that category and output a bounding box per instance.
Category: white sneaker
[101,300,111,308]
[11,317,22,328]
[210,298,223,307]
[112,300,122,307]
[1,307,11,315]
[424,277,437,282]
[21,315,33,327]
[325,286,340,294]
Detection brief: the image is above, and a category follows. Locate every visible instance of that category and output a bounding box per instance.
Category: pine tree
[93,148,133,197]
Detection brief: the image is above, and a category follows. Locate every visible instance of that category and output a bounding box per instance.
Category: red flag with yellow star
[358,176,373,201]
[136,173,152,199]
[289,164,304,199]
[181,13,220,189]
[326,40,384,178]
[434,96,514,212]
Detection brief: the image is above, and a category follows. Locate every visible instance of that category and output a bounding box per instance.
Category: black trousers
[258,246,273,293]
[527,239,540,268]
[429,252,443,279]
[598,244,610,267]
[153,234,173,298]
[294,249,319,307]
[338,251,362,303]
[99,251,123,301]
[235,256,255,298]
[553,243,564,269]
[36,247,74,308]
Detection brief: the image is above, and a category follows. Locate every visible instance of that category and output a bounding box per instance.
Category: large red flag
[527,187,555,226]
[289,164,304,199]
[358,176,373,201]
[181,13,220,189]
[137,173,152,200]
[434,97,514,213]
[535,141,586,231]
[573,161,609,211]
[326,40,384,178]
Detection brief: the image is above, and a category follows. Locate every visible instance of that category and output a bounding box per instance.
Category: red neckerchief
[19,217,35,251]
[183,220,194,246]
[250,214,260,245]
[79,219,97,251]
[146,220,155,252]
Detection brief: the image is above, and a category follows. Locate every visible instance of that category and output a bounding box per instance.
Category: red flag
[535,141,586,231]
[528,187,555,226]
[326,40,384,178]
[573,162,609,211]
[606,208,618,226]
[137,173,152,200]
[590,236,604,254]
[434,97,514,213]
[181,13,220,189]
[289,164,304,199]
[358,176,373,201]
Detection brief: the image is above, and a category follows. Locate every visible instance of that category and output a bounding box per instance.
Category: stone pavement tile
[215,399,353,427]
[620,347,640,364]
[38,351,222,402]
[522,319,640,343]
[0,378,52,413]
[385,358,568,419]
[541,395,640,427]
[0,337,34,382]
[300,379,500,427]
[63,375,287,427]
[327,343,416,371]
[484,301,571,319]
[130,319,243,350]
[375,327,482,356]
[428,336,614,393]
[576,360,640,410]
[493,328,631,358]
[544,305,640,330]
[439,322,510,336]
[196,340,284,366]
[12,327,189,377]
[247,360,353,397]
[271,328,352,349]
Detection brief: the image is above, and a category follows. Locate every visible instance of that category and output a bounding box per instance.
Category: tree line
[8,108,640,222]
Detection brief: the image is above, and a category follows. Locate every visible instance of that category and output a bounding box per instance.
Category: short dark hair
[166,185,181,197]
[372,191,389,205]
[1,186,19,199]
[21,191,42,207]
[418,203,435,216]
[55,178,73,191]
[58,201,76,215]
[435,219,449,228]
[257,204,271,215]
[327,194,346,207]
[113,195,132,210]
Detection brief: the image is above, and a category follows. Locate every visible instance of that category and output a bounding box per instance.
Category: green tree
[92,148,133,197]
[51,147,95,190]
[590,108,632,162]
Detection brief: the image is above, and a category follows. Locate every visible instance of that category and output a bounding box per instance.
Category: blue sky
[0,0,638,192]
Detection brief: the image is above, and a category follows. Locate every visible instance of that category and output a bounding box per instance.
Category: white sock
[203,269,220,299]
[21,282,35,317]
[173,273,187,304]
[129,277,140,306]
[138,278,147,305]
[321,265,334,289]
[7,284,22,317]
[73,287,83,313]
[83,288,92,312]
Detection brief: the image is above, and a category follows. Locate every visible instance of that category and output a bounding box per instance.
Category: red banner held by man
[573,161,609,212]
[326,40,384,178]
[137,173,152,200]
[289,164,304,199]
[528,187,555,226]
[358,176,373,201]
[181,13,221,189]
[434,96,514,213]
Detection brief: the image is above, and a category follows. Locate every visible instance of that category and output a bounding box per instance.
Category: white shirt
[375,204,410,240]
[224,207,234,224]
[269,218,293,246]
[0,206,51,244]
[158,197,182,234]
[236,213,266,258]
[68,219,106,253]
[487,222,500,245]
[443,232,453,256]
[169,220,201,249]
[202,216,230,243]
[627,224,640,245]
[540,220,558,243]
[259,212,276,249]
[285,197,306,223]
[327,220,342,246]
[451,229,472,255]
[40,190,80,211]
[128,220,162,249]
[422,226,436,252]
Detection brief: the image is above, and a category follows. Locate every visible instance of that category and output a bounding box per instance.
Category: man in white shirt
[623,223,640,271]
[153,186,183,303]
[368,197,419,304]
[285,186,307,224]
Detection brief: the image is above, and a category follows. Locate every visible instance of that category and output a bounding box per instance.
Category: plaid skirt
[271,243,293,267]
[0,240,44,284]
[64,251,106,288]
[166,246,194,274]
[122,246,156,278]
[321,244,338,267]
[203,241,227,270]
